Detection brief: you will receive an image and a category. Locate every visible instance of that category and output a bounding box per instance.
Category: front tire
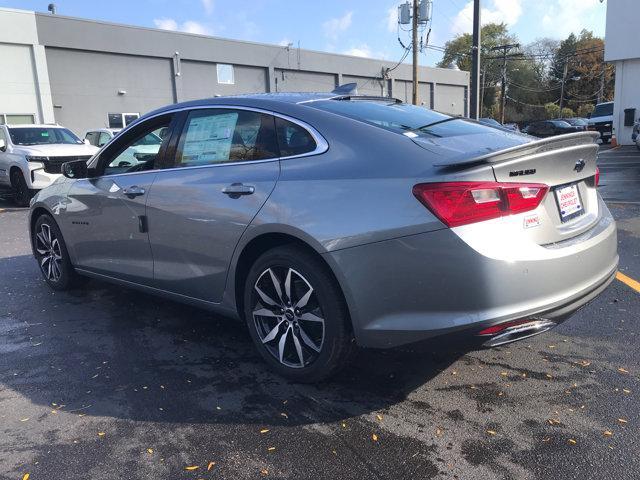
[32,214,79,290]
[11,169,34,207]
[244,246,354,382]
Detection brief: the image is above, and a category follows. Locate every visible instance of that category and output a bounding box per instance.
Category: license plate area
[554,183,584,222]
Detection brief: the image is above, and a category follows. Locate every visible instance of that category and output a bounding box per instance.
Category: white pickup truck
[0,124,99,206]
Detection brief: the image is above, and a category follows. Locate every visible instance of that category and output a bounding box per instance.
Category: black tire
[32,214,79,290]
[11,169,34,207]
[244,245,354,383]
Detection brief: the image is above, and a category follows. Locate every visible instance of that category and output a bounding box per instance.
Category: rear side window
[177,109,279,166]
[275,117,317,157]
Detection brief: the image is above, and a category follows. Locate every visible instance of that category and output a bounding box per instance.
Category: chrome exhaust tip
[481,319,557,348]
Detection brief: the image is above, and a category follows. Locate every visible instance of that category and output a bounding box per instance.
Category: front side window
[275,117,317,157]
[100,119,171,176]
[85,131,99,146]
[8,127,83,145]
[216,64,235,85]
[98,132,112,146]
[177,109,278,167]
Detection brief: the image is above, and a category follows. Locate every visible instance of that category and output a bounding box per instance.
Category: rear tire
[11,169,33,207]
[32,214,79,290]
[244,245,354,383]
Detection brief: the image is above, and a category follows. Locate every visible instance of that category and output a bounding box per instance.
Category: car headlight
[26,155,49,162]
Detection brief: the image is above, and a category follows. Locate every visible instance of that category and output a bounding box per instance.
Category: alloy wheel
[35,223,63,282]
[252,267,325,368]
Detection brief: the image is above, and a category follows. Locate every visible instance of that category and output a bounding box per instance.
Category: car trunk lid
[412,131,601,244]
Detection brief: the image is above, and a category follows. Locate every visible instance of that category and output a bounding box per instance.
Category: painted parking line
[616,271,640,293]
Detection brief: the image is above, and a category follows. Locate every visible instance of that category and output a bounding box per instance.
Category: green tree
[437,23,516,117]
[544,103,560,119]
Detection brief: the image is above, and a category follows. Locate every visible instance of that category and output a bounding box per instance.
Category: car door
[145,107,281,303]
[64,113,177,284]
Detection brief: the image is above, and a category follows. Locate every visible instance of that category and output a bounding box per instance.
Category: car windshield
[309,100,496,138]
[592,103,613,117]
[480,118,501,127]
[552,120,572,127]
[564,118,587,126]
[8,127,83,146]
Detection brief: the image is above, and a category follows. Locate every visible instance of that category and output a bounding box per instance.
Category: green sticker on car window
[41,131,49,137]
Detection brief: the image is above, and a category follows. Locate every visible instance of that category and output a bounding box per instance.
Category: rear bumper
[328,200,618,349]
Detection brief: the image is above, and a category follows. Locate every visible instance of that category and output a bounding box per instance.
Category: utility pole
[598,62,605,104]
[559,61,568,113]
[489,43,519,124]
[412,0,419,105]
[469,0,481,119]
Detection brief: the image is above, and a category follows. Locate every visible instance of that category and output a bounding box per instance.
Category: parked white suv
[85,126,168,167]
[0,124,99,206]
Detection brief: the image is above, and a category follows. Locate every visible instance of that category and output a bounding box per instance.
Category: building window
[216,64,235,85]
[108,113,140,129]
[0,114,35,125]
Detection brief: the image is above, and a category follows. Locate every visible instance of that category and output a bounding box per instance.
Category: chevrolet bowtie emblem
[574,159,586,172]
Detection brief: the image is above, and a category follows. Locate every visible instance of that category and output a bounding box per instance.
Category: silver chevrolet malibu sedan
[29,92,618,382]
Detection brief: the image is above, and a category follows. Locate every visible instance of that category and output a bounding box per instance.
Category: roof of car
[86,128,120,133]
[144,92,398,118]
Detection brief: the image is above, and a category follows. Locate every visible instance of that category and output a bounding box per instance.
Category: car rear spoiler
[434,131,600,168]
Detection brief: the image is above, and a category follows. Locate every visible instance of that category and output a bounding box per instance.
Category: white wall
[0,9,54,124]
[605,0,640,62]
[612,59,640,145]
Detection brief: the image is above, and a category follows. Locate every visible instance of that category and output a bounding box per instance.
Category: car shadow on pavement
[0,254,466,428]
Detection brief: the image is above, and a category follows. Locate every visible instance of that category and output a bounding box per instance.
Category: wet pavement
[0,145,639,480]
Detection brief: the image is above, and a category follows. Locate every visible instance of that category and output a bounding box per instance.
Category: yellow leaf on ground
[500,372,508,376]
[568,439,577,445]
[185,466,199,471]
[603,431,613,437]
[20,418,29,422]
[22,474,30,480]
[486,430,497,436]
[623,389,631,394]
[372,433,379,441]
[376,414,383,421]
[260,429,269,434]
[97,432,105,437]
[260,469,269,476]
[207,461,216,471]
[267,447,276,451]
[618,368,629,374]
[147,448,153,454]
[280,413,288,419]
[618,418,628,424]
[341,422,347,428]
[546,374,553,379]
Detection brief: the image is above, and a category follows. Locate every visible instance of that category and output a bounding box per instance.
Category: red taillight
[413,181,548,227]
[595,167,600,187]
[477,319,533,336]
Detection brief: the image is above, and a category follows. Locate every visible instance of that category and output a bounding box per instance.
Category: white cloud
[344,44,372,58]
[153,18,178,31]
[278,38,293,47]
[539,0,603,38]
[386,6,397,33]
[153,18,212,36]
[323,11,353,40]
[450,0,522,35]
[201,0,214,15]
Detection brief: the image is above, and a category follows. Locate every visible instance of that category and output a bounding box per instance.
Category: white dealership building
[605,0,640,145]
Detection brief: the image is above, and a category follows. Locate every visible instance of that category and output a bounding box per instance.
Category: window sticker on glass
[182,113,239,165]
[41,131,49,137]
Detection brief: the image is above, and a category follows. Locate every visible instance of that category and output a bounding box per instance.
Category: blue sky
[2,0,607,66]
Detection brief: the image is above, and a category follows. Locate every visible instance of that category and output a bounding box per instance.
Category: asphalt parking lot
[1,145,639,480]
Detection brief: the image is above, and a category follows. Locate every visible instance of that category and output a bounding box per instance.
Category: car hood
[409,130,532,166]
[12,143,99,157]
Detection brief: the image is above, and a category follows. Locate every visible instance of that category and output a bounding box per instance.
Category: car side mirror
[0,139,5,152]
[61,159,89,179]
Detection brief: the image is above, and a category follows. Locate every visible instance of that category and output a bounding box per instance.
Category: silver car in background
[29,93,618,382]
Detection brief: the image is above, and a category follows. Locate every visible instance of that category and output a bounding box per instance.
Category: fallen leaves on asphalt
[486,430,497,436]
[372,433,379,442]
[568,439,577,445]
[185,465,199,471]
[260,429,270,434]
[618,367,629,374]
[603,431,613,437]
[97,432,105,437]
[22,474,29,480]
[147,448,153,454]
[207,461,216,470]
[618,418,628,424]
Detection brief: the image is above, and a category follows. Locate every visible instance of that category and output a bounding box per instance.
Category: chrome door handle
[222,183,255,196]
[122,185,146,198]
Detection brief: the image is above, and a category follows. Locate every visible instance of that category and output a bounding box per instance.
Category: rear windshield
[592,103,613,117]
[309,100,495,138]
[8,127,83,146]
